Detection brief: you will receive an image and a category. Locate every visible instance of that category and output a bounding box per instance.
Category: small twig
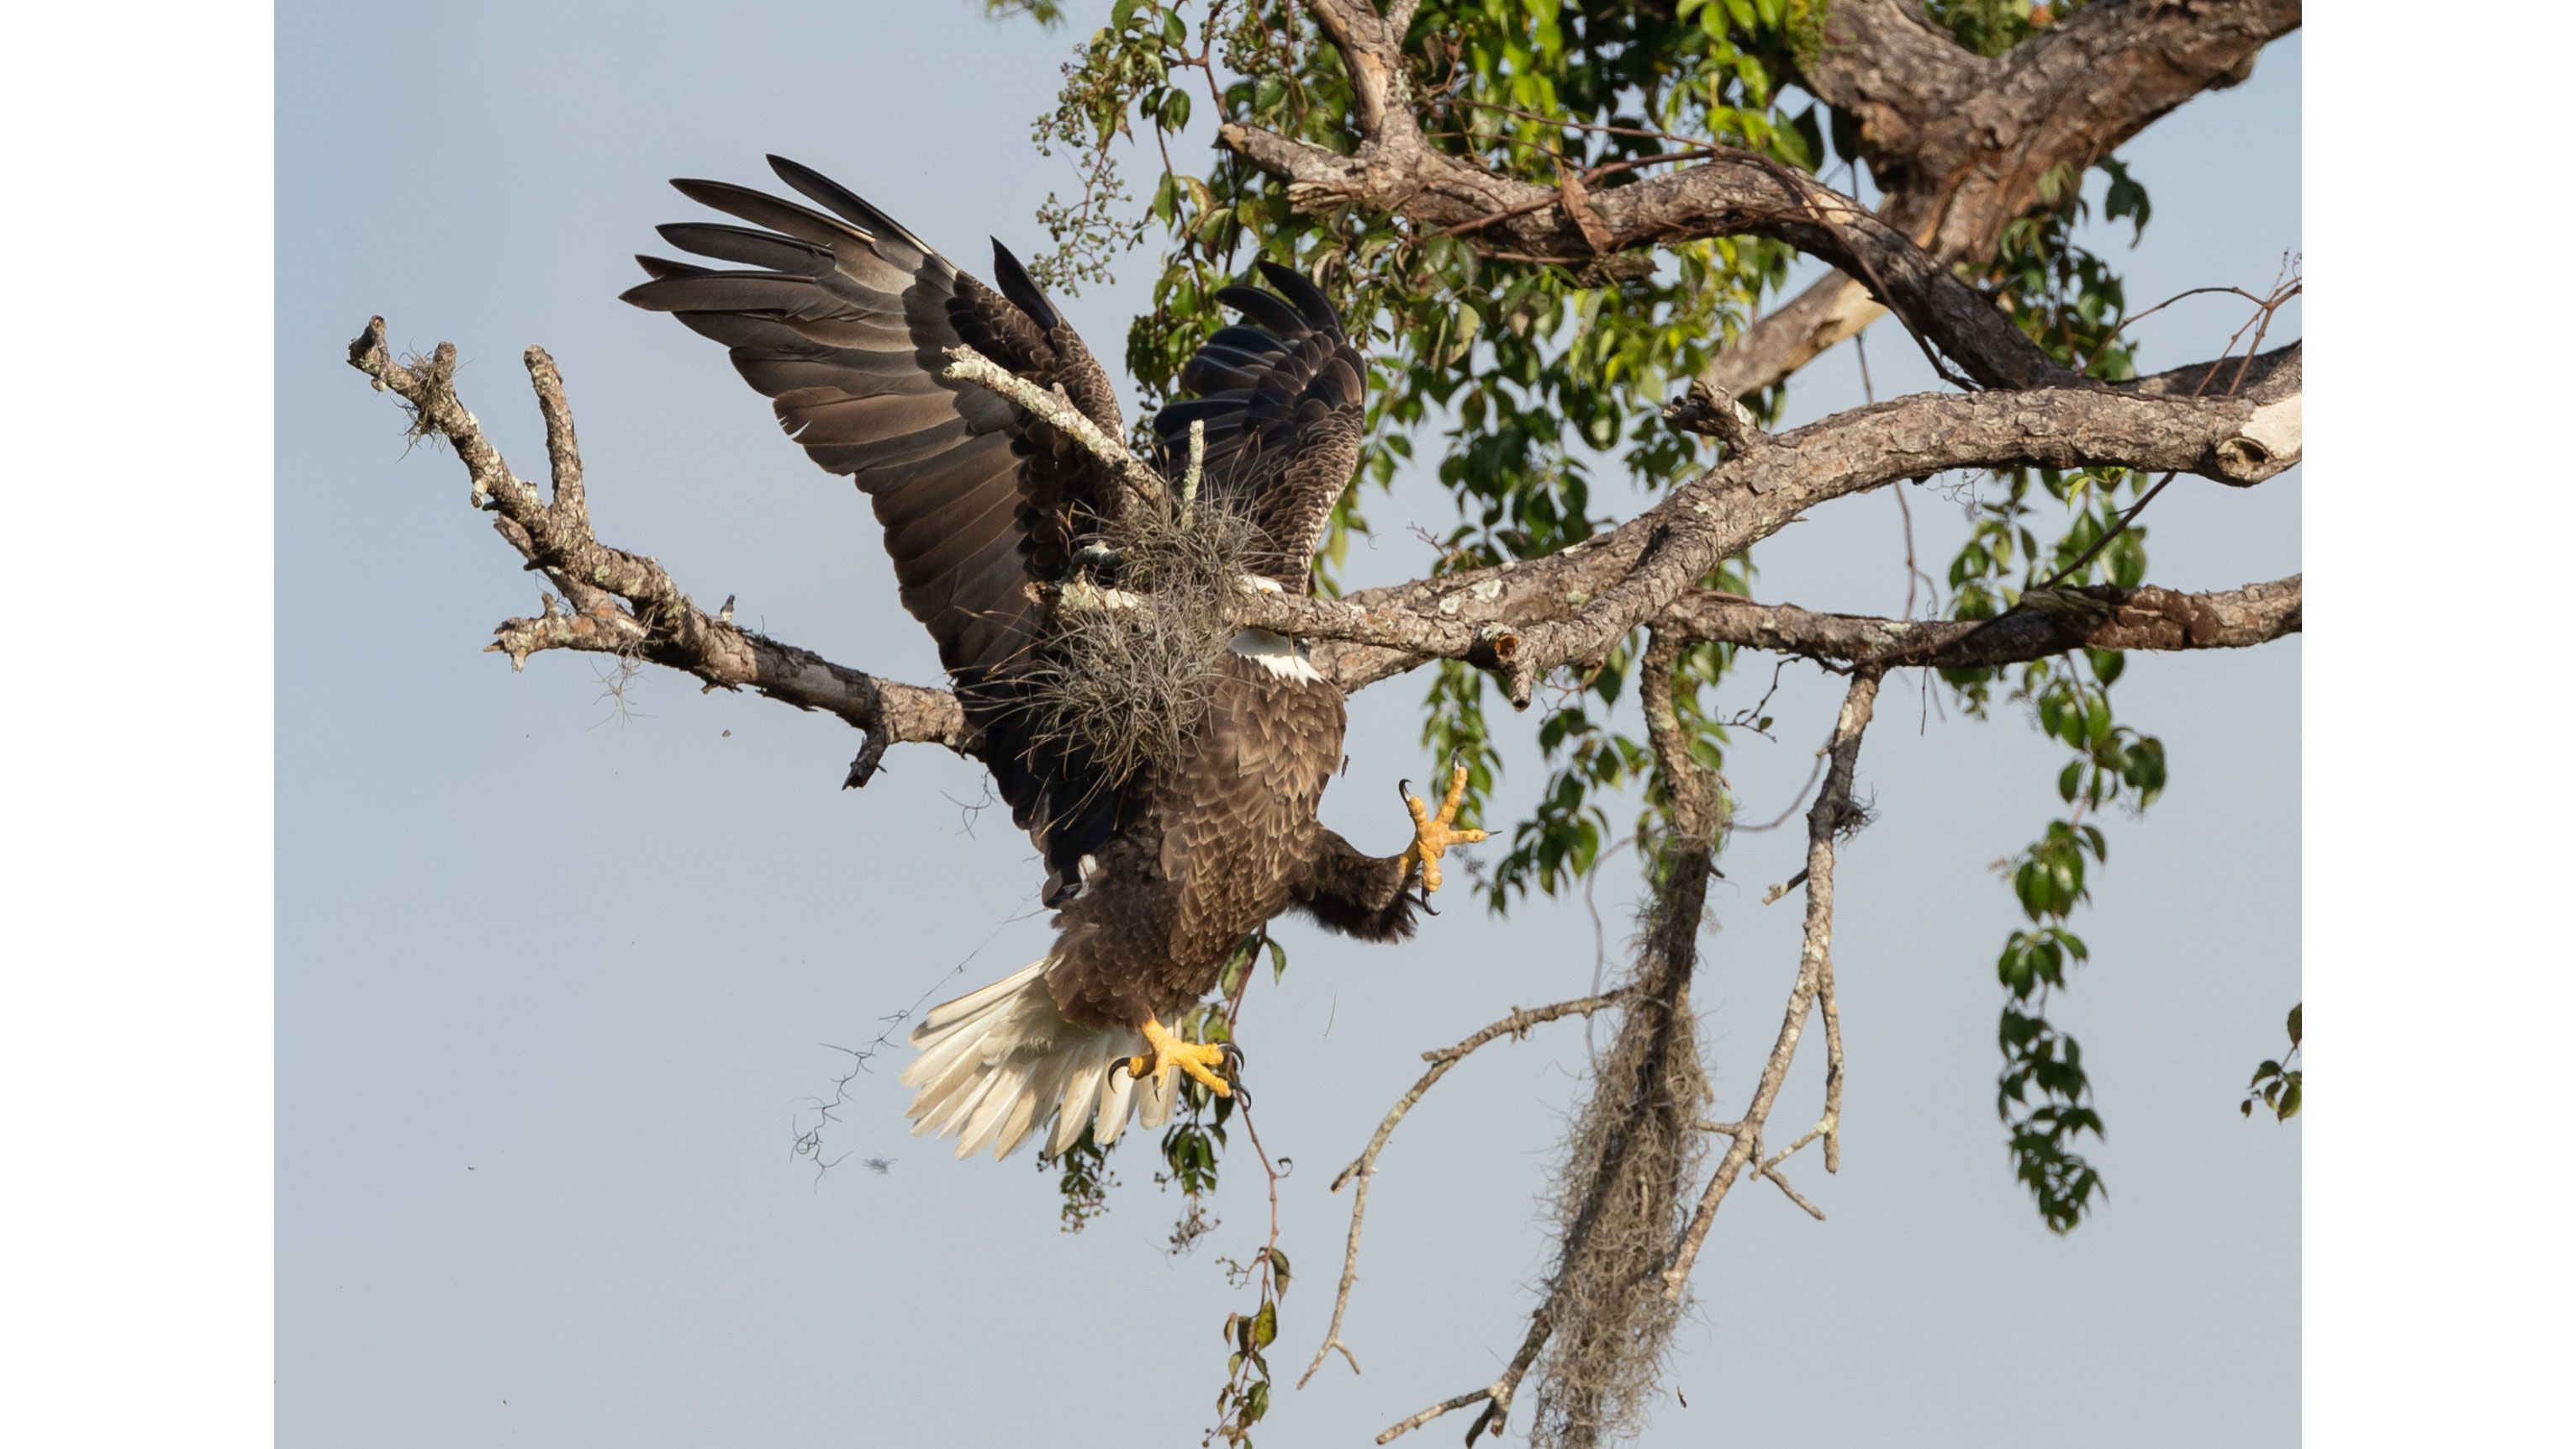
[1760,1161,1827,1220]
[1299,992,1634,1392]
[1377,1387,1501,1444]
[1867,468,2176,674]
[1380,1309,1553,1444]
[1750,153,1981,393]
[1736,748,1828,836]
[2075,283,2273,378]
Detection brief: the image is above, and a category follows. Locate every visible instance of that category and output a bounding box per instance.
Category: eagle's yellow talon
[1127,1016,1233,1097]
[1398,763,1488,893]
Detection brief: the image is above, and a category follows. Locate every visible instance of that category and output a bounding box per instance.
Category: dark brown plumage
[624,158,1474,1159]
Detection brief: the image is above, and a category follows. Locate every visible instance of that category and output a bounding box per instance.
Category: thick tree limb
[1254,355,2302,697]
[1660,574,2303,669]
[1799,0,2297,256]
[348,314,2296,785]
[1226,108,2069,390]
[346,317,973,783]
[1228,2,2292,402]
[1723,0,2300,395]
[1231,2,2294,399]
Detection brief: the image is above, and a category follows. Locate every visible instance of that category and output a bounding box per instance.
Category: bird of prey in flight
[623,157,1481,1160]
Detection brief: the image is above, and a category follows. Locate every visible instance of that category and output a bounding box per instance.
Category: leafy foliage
[1048,1124,1122,1232]
[1930,0,2096,60]
[1993,822,2107,1232]
[1915,55,2174,1230]
[1211,1245,1291,1443]
[1012,0,2214,1314]
[2242,1002,2303,1121]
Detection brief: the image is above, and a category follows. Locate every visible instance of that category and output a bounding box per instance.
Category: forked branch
[346,317,972,784]
[1665,670,1883,1298]
[1298,992,1634,1392]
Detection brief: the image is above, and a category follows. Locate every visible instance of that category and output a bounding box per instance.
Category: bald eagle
[622,158,1481,1161]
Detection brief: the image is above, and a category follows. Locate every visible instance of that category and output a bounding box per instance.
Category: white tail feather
[901,957,1177,1161]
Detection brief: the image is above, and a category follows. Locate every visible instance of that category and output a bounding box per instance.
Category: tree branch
[1663,668,1882,1299]
[351,309,2295,800]
[1380,731,1723,1443]
[1709,0,2301,396]
[1253,357,2302,697]
[1297,991,1634,1393]
[1230,3,2295,399]
[346,317,973,785]
[1224,111,2071,390]
[939,345,1168,514]
[1658,574,2304,669]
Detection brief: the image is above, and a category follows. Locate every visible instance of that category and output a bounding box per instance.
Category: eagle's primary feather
[625,158,1473,1159]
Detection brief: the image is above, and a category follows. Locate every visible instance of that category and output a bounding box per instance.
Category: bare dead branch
[940,345,1169,513]
[1299,992,1634,1392]
[1662,671,1879,1299]
[1386,648,1726,1445]
[347,317,973,779]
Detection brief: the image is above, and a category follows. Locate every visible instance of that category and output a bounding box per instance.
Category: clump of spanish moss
[1527,834,1717,1449]
[1020,496,1260,790]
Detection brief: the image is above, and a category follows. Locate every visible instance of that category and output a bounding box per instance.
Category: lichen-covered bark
[346,318,970,785]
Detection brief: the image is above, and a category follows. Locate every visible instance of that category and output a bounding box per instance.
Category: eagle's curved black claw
[1217,1040,1249,1104]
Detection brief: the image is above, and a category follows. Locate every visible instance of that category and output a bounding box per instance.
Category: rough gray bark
[1221,0,2299,398]
[1246,346,2301,701]
[346,318,971,786]
[353,313,2299,771]
[1727,0,2300,394]
[1660,574,2302,667]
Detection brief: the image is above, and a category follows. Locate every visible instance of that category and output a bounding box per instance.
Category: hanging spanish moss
[1527,830,1718,1448]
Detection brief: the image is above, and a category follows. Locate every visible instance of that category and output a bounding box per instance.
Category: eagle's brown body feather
[1052,651,1355,1029]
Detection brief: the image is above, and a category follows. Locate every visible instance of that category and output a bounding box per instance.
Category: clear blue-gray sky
[277,5,2299,1444]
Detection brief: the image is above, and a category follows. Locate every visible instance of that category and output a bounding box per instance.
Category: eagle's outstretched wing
[620,156,1125,896]
[1150,262,1366,584]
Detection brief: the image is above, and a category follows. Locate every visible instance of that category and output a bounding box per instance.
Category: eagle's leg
[1124,1016,1234,1097]
[1396,764,1489,894]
